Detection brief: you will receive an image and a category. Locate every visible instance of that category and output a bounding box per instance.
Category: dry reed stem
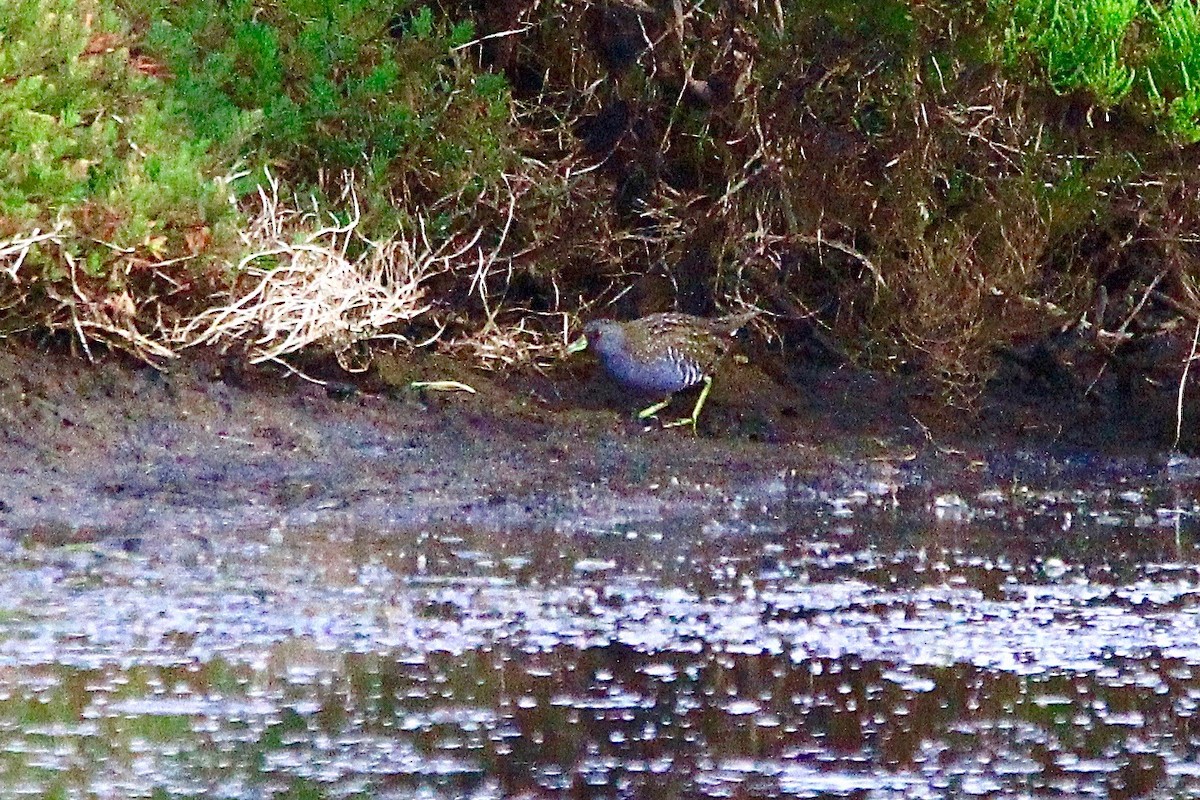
[1176,315,1200,450]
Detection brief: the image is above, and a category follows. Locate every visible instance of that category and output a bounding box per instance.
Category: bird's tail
[715,310,761,335]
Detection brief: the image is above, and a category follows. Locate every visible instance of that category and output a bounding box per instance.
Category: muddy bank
[0,342,873,540]
[0,339,1187,544]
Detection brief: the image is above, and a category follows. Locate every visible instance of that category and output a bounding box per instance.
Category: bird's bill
[566,334,589,354]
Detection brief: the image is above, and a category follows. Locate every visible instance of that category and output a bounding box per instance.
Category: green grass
[998,0,1138,104]
[1147,0,1200,141]
[995,0,1200,141]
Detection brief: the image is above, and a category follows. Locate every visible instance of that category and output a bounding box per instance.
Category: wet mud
[2,342,1200,797]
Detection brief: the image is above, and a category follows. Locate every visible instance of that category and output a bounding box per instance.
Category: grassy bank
[3,0,1200,406]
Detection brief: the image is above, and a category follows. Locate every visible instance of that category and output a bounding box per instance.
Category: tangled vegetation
[3,0,1200,408]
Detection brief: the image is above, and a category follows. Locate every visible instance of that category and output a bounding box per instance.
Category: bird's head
[567,319,625,357]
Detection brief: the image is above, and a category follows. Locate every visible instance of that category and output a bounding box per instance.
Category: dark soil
[0,337,1187,542]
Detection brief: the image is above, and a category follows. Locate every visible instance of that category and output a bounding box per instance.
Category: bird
[566,311,757,431]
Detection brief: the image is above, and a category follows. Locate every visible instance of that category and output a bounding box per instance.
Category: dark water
[3,455,1200,798]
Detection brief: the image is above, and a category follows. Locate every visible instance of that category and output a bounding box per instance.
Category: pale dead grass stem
[176,173,475,371]
[0,224,65,283]
[447,311,568,371]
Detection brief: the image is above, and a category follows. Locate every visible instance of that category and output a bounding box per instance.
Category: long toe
[637,397,673,420]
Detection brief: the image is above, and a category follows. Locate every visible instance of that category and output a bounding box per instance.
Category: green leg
[662,375,713,433]
[637,396,674,420]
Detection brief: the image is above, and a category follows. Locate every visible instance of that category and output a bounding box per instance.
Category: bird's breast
[598,346,703,393]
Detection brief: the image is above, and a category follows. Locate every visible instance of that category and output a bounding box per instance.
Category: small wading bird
[566,311,757,431]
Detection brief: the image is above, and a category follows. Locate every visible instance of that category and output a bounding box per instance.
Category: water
[2,455,1200,798]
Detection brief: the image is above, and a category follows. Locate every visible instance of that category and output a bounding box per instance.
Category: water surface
[2,454,1200,798]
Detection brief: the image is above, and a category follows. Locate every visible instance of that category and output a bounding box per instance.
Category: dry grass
[174,173,479,371]
[1,220,181,363]
[446,311,572,370]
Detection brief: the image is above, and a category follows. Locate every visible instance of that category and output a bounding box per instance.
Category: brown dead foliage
[445,0,1200,404]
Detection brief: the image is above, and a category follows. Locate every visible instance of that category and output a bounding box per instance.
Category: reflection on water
[1,466,1200,797]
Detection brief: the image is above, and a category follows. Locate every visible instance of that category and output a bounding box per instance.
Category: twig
[450,25,532,53]
[263,356,328,386]
[1152,288,1200,323]
[0,225,65,282]
[794,234,887,290]
[1176,315,1200,451]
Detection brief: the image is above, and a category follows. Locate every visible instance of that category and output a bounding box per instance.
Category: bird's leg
[637,396,674,420]
[663,375,713,433]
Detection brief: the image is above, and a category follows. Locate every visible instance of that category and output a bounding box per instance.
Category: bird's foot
[661,416,698,433]
[636,397,673,420]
